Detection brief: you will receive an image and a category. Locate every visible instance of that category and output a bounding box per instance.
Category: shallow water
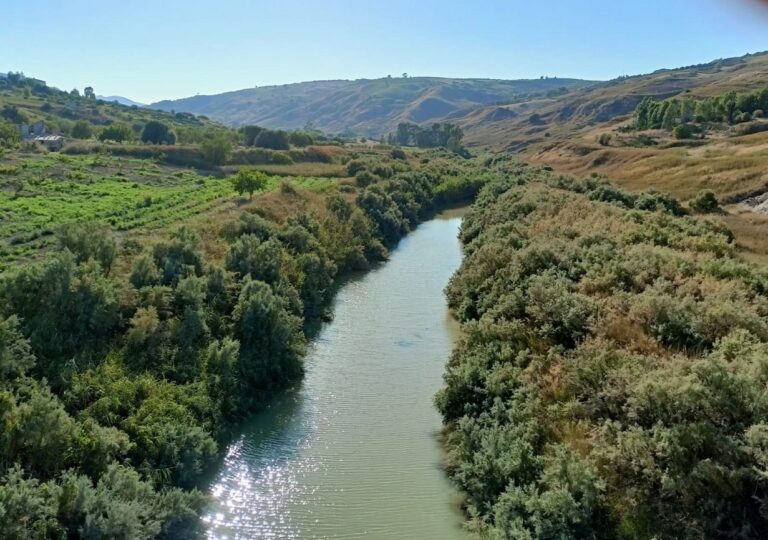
[203,212,467,539]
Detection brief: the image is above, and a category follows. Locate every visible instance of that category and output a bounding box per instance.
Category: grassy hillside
[150,76,594,136]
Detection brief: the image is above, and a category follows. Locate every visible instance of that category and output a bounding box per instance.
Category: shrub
[289,131,314,147]
[390,148,407,160]
[355,170,377,187]
[98,123,133,143]
[689,189,720,213]
[71,120,93,140]
[200,135,232,166]
[673,124,695,139]
[141,121,176,145]
[254,129,290,150]
[346,160,366,176]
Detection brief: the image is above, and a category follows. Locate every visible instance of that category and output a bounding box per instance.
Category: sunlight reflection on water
[203,213,467,539]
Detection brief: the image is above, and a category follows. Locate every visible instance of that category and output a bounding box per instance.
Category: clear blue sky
[3,0,767,103]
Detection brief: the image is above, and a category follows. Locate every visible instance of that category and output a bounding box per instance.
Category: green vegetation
[388,122,465,151]
[437,166,768,538]
[0,139,491,535]
[634,88,768,131]
[231,169,268,199]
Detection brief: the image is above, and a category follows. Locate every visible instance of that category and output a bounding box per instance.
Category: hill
[0,73,222,140]
[462,51,768,150]
[97,95,146,107]
[150,76,594,136]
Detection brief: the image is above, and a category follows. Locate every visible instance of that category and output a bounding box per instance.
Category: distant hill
[460,51,768,150]
[150,77,595,136]
[0,75,223,137]
[97,95,146,107]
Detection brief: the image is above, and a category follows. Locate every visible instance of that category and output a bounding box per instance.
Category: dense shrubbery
[0,148,492,535]
[387,122,465,151]
[437,169,768,538]
[634,88,768,130]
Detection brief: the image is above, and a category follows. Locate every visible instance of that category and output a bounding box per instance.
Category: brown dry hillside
[151,77,593,136]
[462,51,768,150]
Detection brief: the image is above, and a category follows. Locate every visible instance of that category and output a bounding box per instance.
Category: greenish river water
[203,211,467,539]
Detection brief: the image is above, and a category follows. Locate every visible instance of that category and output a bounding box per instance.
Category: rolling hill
[150,76,594,136]
[460,51,768,150]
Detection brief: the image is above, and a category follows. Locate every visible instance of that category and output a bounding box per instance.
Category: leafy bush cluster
[387,122,465,151]
[437,169,768,538]
[634,88,768,130]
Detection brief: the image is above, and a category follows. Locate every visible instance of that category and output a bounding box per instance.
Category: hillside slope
[150,77,593,136]
[462,51,768,150]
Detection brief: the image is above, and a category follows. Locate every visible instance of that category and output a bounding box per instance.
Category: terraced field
[0,151,336,269]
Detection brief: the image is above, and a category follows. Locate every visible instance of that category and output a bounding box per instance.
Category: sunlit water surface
[203,212,467,539]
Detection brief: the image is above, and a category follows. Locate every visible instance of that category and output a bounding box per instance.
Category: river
[202,210,468,539]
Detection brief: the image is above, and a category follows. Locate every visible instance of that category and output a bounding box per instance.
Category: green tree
[254,129,290,150]
[239,125,264,146]
[233,279,305,391]
[0,120,20,148]
[231,169,268,200]
[56,221,117,274]
[200,135,232,166]
[141,121,176,145]
[71,120,93,139]
[289,131,314,147]
[98,123,133,143]
[83,86,95,99]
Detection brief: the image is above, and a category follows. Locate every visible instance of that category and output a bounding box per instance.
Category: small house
[33,135,65,151]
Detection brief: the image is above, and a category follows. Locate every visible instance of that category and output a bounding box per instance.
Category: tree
[239,125,264,146]
[141,121,175,145]
[231,169,268,200]
[200,135,232,166]
[56,221,117,274]
[98,123,133,143]
[84,86,95,99]
[0,120,20,148]
[71,120,93,139]
[233,279,304,390]
[254,129,290,150]
[289,131,314,147]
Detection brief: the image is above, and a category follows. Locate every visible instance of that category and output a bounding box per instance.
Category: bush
[71,120,93,140]
[200,135,232,166]
[289,131,314,147]
[673,124,695,139]
[390,148,407,160]
[355,170,378,187]
[254,129,289,150]
[346,160,367,176]
[98,123,133,143]
[689,189,720,213]
[141,121,176,145]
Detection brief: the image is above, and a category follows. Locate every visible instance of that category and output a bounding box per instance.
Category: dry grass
[251,162,347,177]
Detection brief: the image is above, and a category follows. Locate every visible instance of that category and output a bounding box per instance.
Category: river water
[203,211,467,539]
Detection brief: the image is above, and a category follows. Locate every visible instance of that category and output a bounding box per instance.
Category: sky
[2,0,768,103]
